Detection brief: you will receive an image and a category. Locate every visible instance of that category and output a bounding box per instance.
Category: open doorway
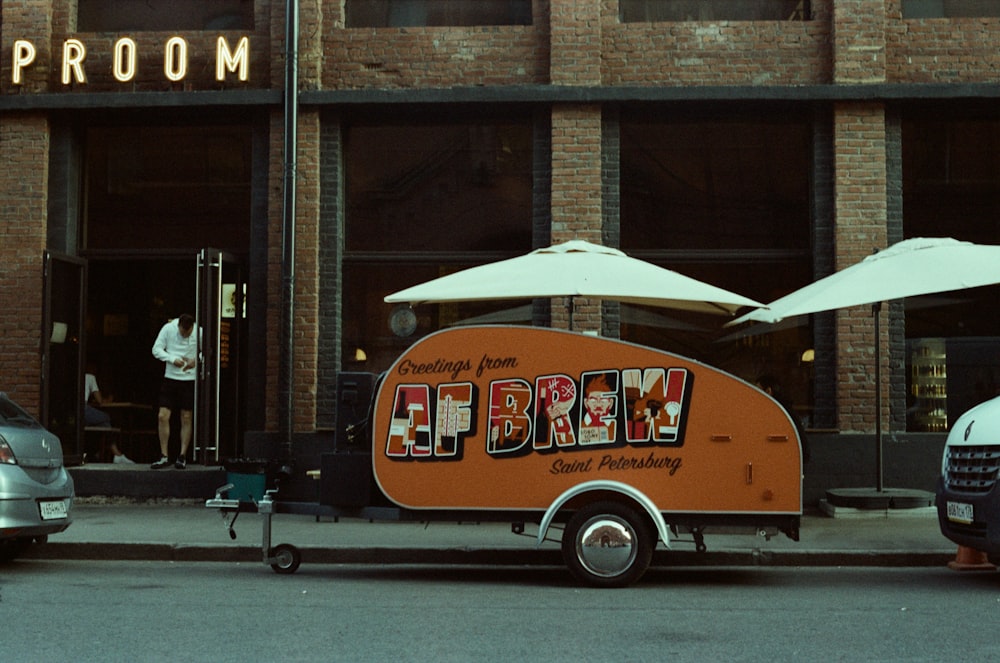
[84,254,247,464]
[85,257,194,463]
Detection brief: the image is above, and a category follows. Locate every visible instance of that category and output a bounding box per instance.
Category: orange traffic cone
[947,545,996,571]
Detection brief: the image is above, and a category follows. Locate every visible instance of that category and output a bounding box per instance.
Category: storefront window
[619,112,814,425]
[902,0,1000,18]
[902,111,1000,431]
[619,0,810,22]
[78,0,253,31]
[343,121,534,371]
[346,0,532,27]
[620,118,810,251]
[84,123,253,250]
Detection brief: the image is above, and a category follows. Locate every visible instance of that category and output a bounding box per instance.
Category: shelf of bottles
[911,338,947,432]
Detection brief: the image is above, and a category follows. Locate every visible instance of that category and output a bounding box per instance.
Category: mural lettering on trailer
[384,364,691,468]
[386,383,475,460]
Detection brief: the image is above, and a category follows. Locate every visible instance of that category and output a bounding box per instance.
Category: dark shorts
[159,378,195,412]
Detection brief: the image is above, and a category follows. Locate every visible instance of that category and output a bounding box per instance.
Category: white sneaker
[113,454,136,464]
[150,456,171,469]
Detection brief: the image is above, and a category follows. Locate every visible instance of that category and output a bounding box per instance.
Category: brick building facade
[2,1,1000,499]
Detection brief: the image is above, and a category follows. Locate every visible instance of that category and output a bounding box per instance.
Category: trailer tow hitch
[207,483,242,540]
[691,527,707,553]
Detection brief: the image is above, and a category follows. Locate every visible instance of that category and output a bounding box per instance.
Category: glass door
[195,248,246,464]
[41,252,87,459]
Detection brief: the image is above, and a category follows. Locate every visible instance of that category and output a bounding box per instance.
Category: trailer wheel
[562,501,653,588]
[269,544,302,574]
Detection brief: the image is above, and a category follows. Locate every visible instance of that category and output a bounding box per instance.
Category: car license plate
[947,501,974,524]
[38,499,68,521]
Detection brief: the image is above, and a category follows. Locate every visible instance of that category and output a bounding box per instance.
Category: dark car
[0,392,74,561]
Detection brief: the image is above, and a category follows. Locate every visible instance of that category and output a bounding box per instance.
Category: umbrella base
[825,487,934,510]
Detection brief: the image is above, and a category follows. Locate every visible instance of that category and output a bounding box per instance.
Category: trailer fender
[537,480,671,550]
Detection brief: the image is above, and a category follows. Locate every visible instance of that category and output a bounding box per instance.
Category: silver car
[0,392,73,561]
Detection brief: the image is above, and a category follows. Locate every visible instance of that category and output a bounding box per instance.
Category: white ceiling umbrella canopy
[385,240,764,317]
[728,237,1000,326]
[727,237,1000,498]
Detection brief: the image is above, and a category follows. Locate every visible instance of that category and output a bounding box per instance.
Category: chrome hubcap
[575,515,638,578]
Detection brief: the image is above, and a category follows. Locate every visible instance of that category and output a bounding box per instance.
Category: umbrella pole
[873,301,883,492]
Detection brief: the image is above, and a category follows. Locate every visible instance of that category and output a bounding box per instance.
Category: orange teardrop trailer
[209,326,803,586]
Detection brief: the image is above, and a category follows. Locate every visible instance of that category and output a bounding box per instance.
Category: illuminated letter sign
[62,39,87,84]
[10,36,252,86]
[216,36,249,82]
[113,38,138,82]
[12,40,36,85]
[164,36,188,82]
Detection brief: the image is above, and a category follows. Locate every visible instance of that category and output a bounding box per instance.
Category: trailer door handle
[746,462,753,484]
[711,434,732,442]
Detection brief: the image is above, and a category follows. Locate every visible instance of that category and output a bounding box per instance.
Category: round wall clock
[389,305,417,337]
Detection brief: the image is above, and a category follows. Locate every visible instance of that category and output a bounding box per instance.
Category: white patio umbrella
[385,240,763,318]
[729,237,1000,327]
[728,237,1000,494]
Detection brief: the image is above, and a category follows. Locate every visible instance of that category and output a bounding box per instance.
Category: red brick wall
[265,109,321,432]
[833,0,886,83]
[833,103,888,433]
[322,0,548,89]
[602,1,833,85]
[1,0,54,92]
[885,0,1000,83]
[0,115,50,415]
[12,2,1000,102]
[267,0,320,446]
[550,105,603,331]
[292,110,321,432]
[551,0,601,86]
[272,0,322,89]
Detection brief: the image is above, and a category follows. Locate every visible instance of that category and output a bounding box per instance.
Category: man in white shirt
[150,314,197,469]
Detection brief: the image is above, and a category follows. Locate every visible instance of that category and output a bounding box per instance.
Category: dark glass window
[346,0,532,27]
[902,0,1000,18]
[344,121,534,371]
[78,0,254,31]
[619,112,814,425]
[902,111,1000,430]
[620,0,810,22]
[620,118,811,252]
[903,117,1000,243]
[84,124,253,250]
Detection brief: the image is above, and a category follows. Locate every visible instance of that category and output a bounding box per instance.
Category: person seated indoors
[85,371,135,464]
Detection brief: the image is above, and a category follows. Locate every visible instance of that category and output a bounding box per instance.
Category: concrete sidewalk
[22,497,967,570]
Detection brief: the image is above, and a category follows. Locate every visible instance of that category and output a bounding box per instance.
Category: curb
[25,543,958,568]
